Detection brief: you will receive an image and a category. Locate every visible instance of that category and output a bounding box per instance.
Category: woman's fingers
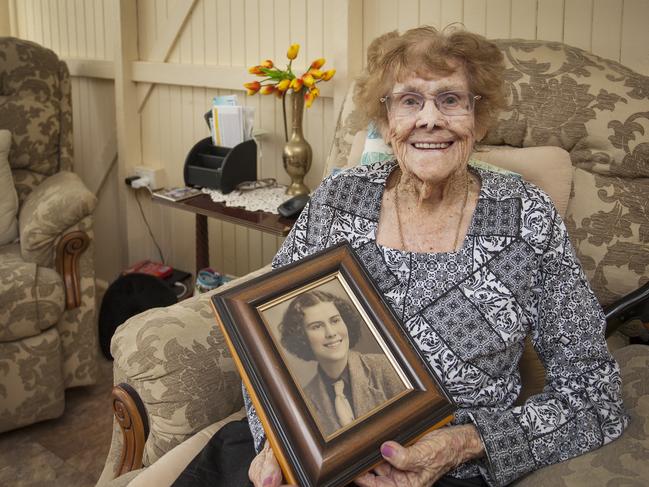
[249,442,284,487]
[353,473,375,487]
[381,436,444,472]
[354,462,396,487]
[379,441,416,470]
[354,471,396,487]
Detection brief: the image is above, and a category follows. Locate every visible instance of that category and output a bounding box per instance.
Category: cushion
[346,130,368,173]
[0,130,18,245]
[345,130,573,219]
[0,38,73,178]
[475,146,573,218]
[360,122,393,165]
[19,171,97,267]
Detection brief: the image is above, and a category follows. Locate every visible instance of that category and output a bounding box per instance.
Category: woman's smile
[323,338,343,348]
[411,141,452,149]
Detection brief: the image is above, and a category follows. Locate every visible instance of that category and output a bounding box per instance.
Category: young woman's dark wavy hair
[279,290,362,361]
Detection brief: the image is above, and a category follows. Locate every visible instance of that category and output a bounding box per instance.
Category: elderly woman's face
[302,301,350,364]
[386,67,477,184]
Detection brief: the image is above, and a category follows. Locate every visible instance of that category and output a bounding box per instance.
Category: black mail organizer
[183,137,257,194]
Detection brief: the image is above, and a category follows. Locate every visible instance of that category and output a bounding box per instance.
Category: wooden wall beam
[7,0,17,36]
[331,0,363,122]
[113,0,143,269]
[131,61,334,97]
[137,0,198,112]
[64,58,115,79]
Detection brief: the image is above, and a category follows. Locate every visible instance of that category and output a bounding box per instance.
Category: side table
[152,193,295,274]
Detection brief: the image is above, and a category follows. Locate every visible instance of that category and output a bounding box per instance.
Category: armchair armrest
[512,345,649,486]
[604,280,649,337]
[105,265,271,480]
[18,171,96,268]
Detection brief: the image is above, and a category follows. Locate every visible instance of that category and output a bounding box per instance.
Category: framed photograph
[211,242,455,487]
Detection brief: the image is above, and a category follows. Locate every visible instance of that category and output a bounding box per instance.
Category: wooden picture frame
[211,242,455,487]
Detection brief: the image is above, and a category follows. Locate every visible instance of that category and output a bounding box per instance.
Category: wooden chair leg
[112,383,149,476]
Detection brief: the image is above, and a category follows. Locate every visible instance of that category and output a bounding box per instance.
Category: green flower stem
[282,92,288,142]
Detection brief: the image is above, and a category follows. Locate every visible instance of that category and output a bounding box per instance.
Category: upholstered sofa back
[0,37,74,205]
[325,39,649,307]
[485,40,649,307]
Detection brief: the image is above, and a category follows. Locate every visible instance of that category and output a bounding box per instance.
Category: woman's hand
[249,441,296,487]
[354,424,484,487]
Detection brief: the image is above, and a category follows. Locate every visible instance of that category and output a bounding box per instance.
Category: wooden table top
[152,193,295,237]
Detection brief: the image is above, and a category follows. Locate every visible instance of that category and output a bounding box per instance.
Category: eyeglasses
[379,91,481,117]
[236,178,278,192]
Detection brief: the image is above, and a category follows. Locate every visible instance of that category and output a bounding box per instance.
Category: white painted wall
[8,0,649,281]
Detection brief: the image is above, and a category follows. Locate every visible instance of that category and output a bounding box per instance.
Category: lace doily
[202,186,292,214]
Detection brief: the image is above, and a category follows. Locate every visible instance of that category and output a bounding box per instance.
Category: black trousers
[172,419,487,487]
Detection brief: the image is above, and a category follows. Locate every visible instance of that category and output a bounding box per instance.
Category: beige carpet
[0,357,115,487]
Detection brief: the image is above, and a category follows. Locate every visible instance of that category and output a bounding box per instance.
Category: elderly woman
[247,25,628,487]
[279,290,405,437]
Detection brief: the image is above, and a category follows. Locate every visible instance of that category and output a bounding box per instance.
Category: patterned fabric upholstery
[0,37,98,433]
[97,266,269,484]
[0,37,73,203]
[111,294,245,466]
[486,40,649,307]
[99,39,649,486]
[19,171,97,267]
[0,243,65,341]
[325,39,649,308]
[514,345,649,486]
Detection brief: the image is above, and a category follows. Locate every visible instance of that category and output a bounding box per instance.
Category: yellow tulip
[310,58,325,69]
[321,69,336,81]
[248,65,263,75]
[310,86,320,98]
[304,90,315,108]
[276,79,291,92]
[290,78,304,92]
[302,73,315,88]
[287,44,300,60]
[308,69,323,79]
[260,59,274,69]
[259,85,275,95]
[243,81,261,95]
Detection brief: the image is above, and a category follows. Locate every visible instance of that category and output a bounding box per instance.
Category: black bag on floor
[98,273,178,359]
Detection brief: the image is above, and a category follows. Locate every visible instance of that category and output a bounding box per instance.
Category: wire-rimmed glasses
[379,91,481,117]
[236,178,278,192]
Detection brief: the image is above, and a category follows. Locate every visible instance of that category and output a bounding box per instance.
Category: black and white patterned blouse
[245,160,628,486]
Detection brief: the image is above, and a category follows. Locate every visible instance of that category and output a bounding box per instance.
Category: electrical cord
[133,185,166,264]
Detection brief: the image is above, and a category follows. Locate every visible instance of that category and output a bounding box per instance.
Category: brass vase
[282,90,312,196]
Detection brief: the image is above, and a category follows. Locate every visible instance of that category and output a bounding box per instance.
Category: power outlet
[134,166,166,190]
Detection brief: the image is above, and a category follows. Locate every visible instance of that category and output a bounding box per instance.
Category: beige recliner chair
[98,38,649,486]
[0,37,99,433]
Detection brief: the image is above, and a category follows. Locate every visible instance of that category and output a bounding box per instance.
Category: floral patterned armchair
[98,39,649,486]
[0,37,98,432]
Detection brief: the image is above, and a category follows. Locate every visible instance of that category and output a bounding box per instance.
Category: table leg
[195,214,209,274]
